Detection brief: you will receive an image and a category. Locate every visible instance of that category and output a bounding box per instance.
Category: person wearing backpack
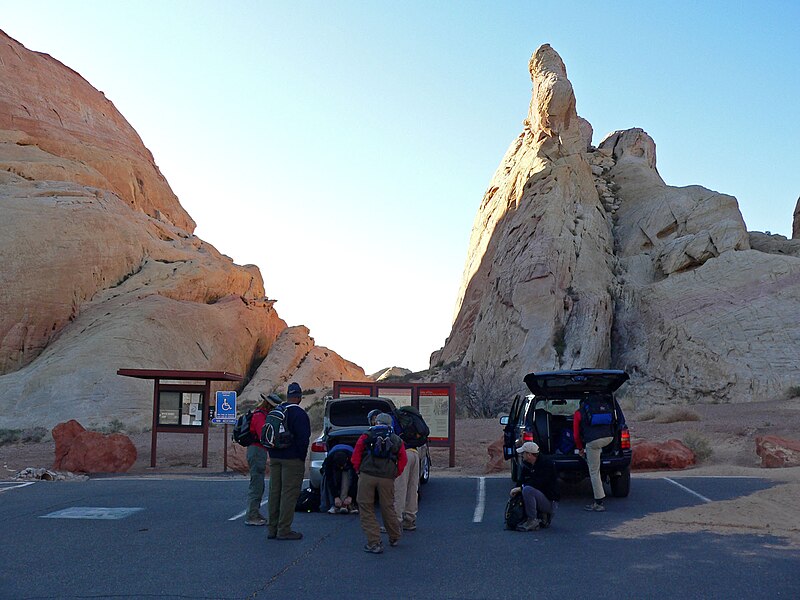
[351,413,407,554]
[573,393,624,512]
[392,406,429,531]
[266,382,311,540]
[244,393,280,526]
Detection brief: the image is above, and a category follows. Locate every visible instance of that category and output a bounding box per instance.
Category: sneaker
[402,523,417,531]
[338,507,349,514]
[516,517,540,532]
[379,526,387,534]
[389,538,400,547]
[276,531,303,540]
[584,502,606,512]
[244,515,267,526]
[348,507,359,514]
[327,506,337,514]
[363,542,384,554]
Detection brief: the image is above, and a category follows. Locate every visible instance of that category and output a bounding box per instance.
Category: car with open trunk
[309,396,430,490]
[500,369,632,497]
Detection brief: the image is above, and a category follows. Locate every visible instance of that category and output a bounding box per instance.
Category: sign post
[213,391,237,472]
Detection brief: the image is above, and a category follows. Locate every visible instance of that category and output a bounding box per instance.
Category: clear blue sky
[3,1,798,373]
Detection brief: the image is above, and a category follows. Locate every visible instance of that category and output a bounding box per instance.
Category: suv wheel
[610,467,631,498]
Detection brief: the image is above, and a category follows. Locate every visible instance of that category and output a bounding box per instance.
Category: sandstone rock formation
[0,30,366,430]
[755,435,800,468]
[631,440,695,470]
[431,44,800,410]
[52,419,137,473]
[370,366,413,382]
[485,438,506,473]
[794,196,800,239]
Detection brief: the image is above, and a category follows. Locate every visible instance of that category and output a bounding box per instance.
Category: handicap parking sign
[213,391,237,424]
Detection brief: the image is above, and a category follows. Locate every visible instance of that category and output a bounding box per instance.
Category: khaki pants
[246,445,268,518]
[267,457,305,536]
[357,472,401,546]
[586,436,613,500]
[393,447,420,527]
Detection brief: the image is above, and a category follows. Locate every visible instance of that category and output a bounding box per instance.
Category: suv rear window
[534,398,581,416]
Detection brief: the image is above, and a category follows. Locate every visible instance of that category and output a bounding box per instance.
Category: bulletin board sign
[333,380,455,467]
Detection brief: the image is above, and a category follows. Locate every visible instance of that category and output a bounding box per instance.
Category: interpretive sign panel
[417,387,450,441]
[377,387,412,407]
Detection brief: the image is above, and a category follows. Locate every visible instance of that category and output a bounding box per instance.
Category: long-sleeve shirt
[519,456,560,501]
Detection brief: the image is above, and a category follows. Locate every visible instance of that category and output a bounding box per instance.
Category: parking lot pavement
[1,475,797,599]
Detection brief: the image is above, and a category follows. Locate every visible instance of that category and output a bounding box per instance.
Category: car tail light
[523,431,535,442]
[311,441,327,453]
[620,429,630,450]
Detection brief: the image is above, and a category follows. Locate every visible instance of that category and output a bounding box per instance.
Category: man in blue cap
[266,382,310,540]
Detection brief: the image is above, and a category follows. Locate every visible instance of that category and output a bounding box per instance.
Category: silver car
[309,396,430,489]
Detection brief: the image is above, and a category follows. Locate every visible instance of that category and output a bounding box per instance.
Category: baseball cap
[517,441,540,455]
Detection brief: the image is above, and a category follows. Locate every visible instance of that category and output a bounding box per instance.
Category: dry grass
[683,430,713,462]
[635,406,701,424]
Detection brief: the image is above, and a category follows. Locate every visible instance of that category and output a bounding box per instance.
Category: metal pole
[150,379,160,467]
[224,423,228,473]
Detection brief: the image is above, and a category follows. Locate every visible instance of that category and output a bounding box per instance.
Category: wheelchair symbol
[221,398,232,411]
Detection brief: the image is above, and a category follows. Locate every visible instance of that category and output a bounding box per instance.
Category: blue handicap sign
[213,391,237,424]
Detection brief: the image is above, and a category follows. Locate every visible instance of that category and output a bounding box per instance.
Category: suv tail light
[620,429,630,450]
[523,431,535,442]
[311,441,327,453]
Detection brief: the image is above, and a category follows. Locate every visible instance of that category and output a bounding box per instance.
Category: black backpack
[295,486,321,512]
[367,425,396,459]
[393,406,430,448]
[231,409,264,447]
[581,394,616,426]
[504,493,526,530]
[260,404,294,450]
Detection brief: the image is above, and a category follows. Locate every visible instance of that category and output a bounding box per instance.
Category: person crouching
[510,441,560,531]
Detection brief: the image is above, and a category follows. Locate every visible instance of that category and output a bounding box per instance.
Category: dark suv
[500,369,632,497]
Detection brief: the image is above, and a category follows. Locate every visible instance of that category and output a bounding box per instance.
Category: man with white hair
[510,441,560,531]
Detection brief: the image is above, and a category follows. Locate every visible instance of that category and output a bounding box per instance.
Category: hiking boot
[516,517,540,532]
[267,531,277,540]
[245,515,267,526]
[539,512,552,529]
[276,531,303,540]
[402,523,417,531]
[380,525,387,534]
[363,542,384,554]
[327,506,337,514]
[584,502,606,512]
[389,538,400,547]
[348,506,359,514]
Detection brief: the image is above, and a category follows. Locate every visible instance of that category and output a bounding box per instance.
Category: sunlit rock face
[0,30,364,429]
[433,44,800,409]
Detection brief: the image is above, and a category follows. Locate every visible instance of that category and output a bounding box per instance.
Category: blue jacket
[267,403,310,461]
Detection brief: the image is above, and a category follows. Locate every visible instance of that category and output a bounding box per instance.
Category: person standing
[573,393,616,512]
[510,441,559,531]
[392,407,429,531]
[266,382,310,540]
[244,393,279,526]
[352,413,407,554]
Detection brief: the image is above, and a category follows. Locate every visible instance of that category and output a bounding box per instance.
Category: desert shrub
[0,427,48,445]
[92,419,125,434]
[0,429,21,446]
[453,365,516,418]
[634,408,660,422]
[683,430,713,462]
[305,399,325,433]
[786,385,800,399]
[20,427,48,443]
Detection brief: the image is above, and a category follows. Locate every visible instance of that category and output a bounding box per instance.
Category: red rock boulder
[632,439,696,470]
[52,420,137,473]
[485,438,507,473]
[755,435,800,468]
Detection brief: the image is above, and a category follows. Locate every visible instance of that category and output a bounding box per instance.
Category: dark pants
[522,485,553,518]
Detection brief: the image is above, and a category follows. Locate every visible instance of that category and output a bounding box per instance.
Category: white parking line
[0,481,35,493]
[663,477,712,503]
[473,477,486,522]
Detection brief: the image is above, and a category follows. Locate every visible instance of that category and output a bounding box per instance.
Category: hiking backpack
[232,409,263,447]
[366,424,396,459]
[260,403,295,450]
[581,394,616,426]
[504,493,526,530]
[393,406,430,448]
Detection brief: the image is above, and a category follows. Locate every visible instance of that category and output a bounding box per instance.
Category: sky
[2,1,799,374]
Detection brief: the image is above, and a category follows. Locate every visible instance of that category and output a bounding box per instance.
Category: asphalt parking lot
[1,475,798,599]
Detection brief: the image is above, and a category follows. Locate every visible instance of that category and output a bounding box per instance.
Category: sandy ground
[2,399,799,545]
